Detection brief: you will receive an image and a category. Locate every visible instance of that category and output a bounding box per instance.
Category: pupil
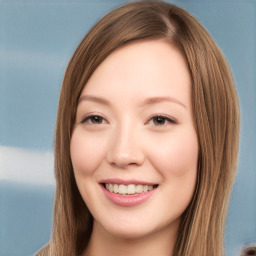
[154,117,165,125]
[93,116,102,123]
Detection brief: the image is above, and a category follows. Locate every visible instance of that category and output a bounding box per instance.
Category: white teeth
[143,185,148,192]
[136,184,143,193]
[109,184,113,193]
[127,184,135,194]
[113,184,119,193]
[148,185,153,191]
[104,183,156,195]
[119,184,127,194]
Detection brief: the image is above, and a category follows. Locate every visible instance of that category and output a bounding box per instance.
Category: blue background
[0,0,255,255]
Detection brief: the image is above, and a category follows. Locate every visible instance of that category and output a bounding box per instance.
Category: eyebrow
[142,96,187,109]
[78,95,111,106]
[78,95,187,109]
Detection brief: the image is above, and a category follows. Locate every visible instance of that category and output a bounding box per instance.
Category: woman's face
[70,40,198,239]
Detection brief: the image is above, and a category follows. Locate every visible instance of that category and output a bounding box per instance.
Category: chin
[97,215,180,240]
[106,225,155,239]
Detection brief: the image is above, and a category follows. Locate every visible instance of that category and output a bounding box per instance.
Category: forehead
[81,40,191,106]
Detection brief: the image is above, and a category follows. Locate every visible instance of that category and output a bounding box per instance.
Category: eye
[150,115,177,126]
[81,115,106,124]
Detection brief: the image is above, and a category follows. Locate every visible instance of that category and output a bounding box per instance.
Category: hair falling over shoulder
[35,1,240,255]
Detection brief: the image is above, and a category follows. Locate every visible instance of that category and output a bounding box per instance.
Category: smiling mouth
[103,183,158,196]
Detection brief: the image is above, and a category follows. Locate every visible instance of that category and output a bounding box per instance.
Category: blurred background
[0,0,255,255]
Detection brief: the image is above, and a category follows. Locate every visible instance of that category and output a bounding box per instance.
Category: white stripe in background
[0,146,55,185]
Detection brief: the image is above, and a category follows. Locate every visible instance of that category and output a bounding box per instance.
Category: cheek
[151,129,198,214]
[149,128,198,179]
[70,130,105,177]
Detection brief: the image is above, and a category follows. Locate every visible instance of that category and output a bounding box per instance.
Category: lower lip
[101,185,157,207]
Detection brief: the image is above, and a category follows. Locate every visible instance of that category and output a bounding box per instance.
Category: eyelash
[80,115,107,124]
[148,115,177,126]
[80,114,178,126]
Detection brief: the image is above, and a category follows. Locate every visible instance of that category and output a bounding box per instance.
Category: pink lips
[100,179,158,207]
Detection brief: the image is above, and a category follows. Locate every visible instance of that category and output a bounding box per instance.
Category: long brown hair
[36,1,240,255]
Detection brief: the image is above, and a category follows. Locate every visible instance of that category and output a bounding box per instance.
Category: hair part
[36,1,240,255]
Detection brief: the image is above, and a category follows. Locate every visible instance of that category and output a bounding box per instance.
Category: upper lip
[99,178,157,186]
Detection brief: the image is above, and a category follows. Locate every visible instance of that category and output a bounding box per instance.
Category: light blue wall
[0,1,255,255]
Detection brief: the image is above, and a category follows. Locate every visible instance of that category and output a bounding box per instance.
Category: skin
[70,40,198,256]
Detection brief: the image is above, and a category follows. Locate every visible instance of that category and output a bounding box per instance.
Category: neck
[84,220,179,256]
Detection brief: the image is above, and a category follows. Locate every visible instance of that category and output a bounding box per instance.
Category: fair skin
[70,40,198,256]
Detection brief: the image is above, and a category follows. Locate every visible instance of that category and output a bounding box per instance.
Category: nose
[106,124,145,168]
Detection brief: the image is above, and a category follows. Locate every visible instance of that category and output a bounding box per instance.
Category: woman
[36,1,240,255]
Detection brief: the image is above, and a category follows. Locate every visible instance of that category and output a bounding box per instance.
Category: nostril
[243,247,256,256]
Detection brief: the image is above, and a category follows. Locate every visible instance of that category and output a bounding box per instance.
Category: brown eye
[151,116,176,126]
[153,116,166,125]
[81,115,105,124]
